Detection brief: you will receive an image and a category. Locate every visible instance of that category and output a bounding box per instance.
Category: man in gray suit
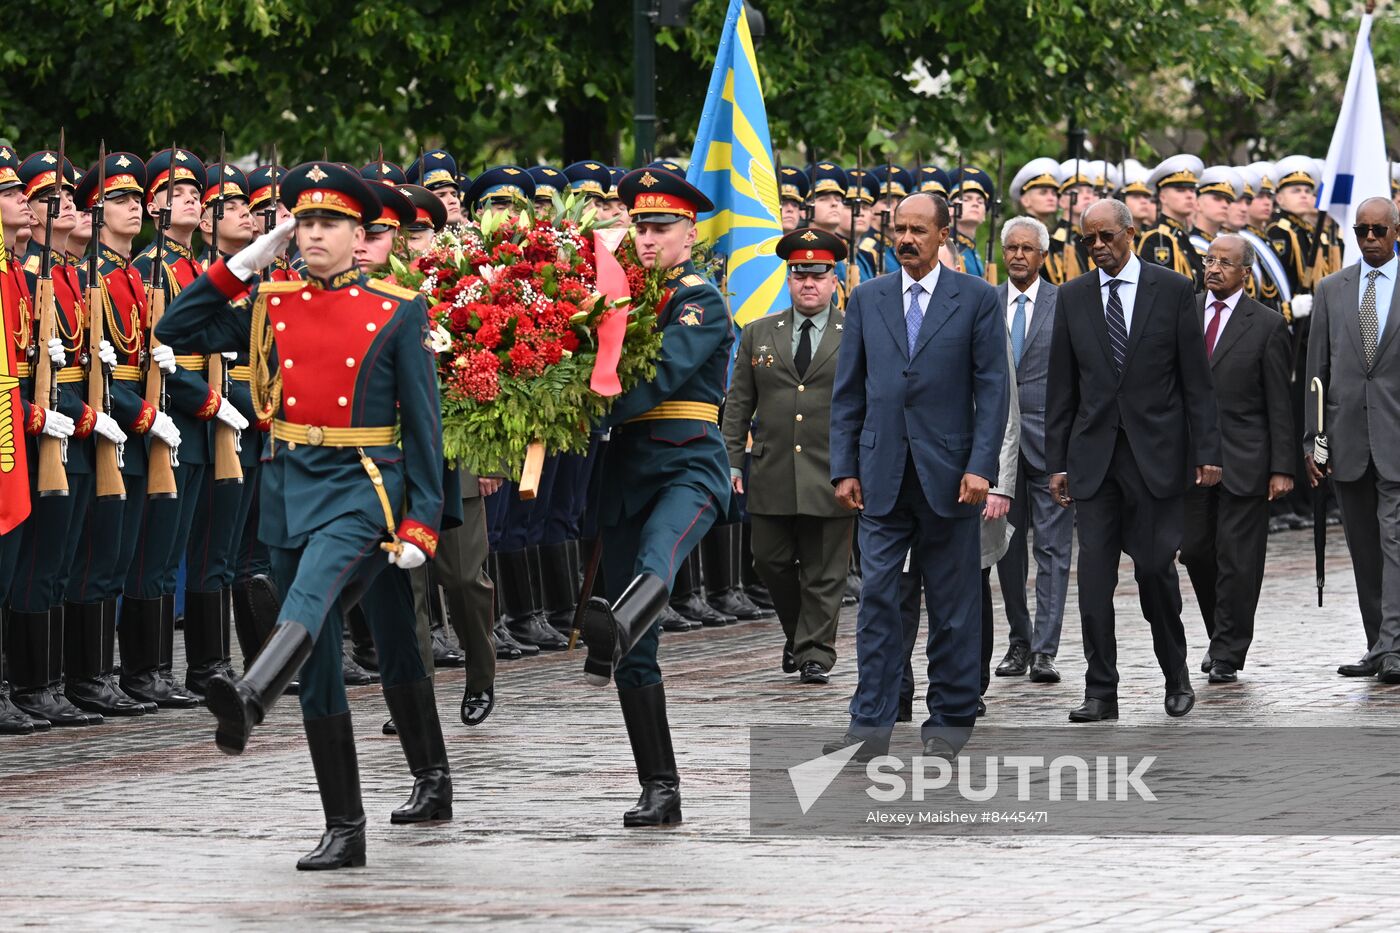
[1306,197,1400,682]
[994,216,1072,684]
[723,228,855,685]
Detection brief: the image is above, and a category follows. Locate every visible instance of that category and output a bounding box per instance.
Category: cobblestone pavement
[4,528,1400,931]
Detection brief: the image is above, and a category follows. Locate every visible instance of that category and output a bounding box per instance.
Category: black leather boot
[344,605,380,681]
[297,711,367,870]
[486,551,534,657]
[382,677,453,823]
[704,523,772,620]
[183,589,226,696]
[500,548,567,650]
[658,603,695,633]
[120,596,199,709]
[582,573,671,686]
[427,569,465,667]
[537,541,578,633]
[618,681,683,827]
[10,609,101,726]
[161,594,203,705]
[0,609,44,734]
[64,601,147,716]
[205,620,313,755]
[671,550,735,627]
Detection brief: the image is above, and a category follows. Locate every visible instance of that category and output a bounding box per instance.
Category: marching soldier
[950,166,995,279]
[1137,154,1206,289]
[159,161,450,869]
[406,149,464,225]
[580,167,733,827]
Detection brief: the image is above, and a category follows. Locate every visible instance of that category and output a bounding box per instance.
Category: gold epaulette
[258,280,304,295]
[1277,217,1293,231]
[1051,226,1069,243]
[23,255,39,274]
[367,278,419,301]
[680,274,706,287]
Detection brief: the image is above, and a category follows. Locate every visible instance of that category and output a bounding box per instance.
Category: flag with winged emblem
[686,0,786,326]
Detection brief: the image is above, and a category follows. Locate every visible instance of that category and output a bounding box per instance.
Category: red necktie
[1204,300,1226,359]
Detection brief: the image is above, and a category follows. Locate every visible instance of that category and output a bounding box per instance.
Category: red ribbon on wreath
[589,230,630,397]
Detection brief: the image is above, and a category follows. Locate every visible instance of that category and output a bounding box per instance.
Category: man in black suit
[1180,236,1294,684]
[1046,199,1222,722]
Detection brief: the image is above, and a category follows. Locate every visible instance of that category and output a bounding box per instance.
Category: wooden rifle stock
[32,277,68,495]
[85,278,125,499]
[208,352,242,483]
[143,285,177,498]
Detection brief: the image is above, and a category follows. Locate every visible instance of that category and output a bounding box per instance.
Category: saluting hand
[228,217,297,282]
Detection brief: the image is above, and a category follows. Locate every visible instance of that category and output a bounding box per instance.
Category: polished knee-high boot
[618,681,682,827]
[205,620,313,755]
[382,677,453,823]
[296,711,367,870]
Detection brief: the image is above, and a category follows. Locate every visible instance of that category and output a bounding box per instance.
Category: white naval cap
[1009,157,1061,201]
[1148,154,1205,191]
[1271,154,1318,190]
[1197,165,1245,201]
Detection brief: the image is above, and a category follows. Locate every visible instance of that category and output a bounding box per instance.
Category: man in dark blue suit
[827,192,1009,759]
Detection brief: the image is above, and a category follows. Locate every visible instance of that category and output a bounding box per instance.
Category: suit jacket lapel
[1023,283,1053,352]
[772,308,799,379]
[1339,265,1365,365]
[1372,268,1400,365]
[1209,301,1252,367]
[1087,275,1114,373]
[1118,267,1158,379]
[808,309,843,376]
[878,274,910,358]
[910,268,961,360]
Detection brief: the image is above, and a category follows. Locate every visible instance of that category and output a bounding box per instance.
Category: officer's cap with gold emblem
[778,166,809,203]
[74,152,147,209]
[364,180,416,233]
[915,164,950,196]
[950,166,995,202]
[248,165,288,212]
[619,167,713,224]
[529,165,567,200]
[145,148,206,203]
[0,146,21,192]
[1118,158,1151,197]
[1148,154,1204,192]
[1010,157,1060,201]
[360,160,407,186]
[807,162,847,198]
[1245,161,1276,195]
[400,183,448,233]
[201,163,250,209]
[18,151,77,201]
[605,166,624,201]
[1197,165,1244,202]
[407,149,460,191]
[646,158,687,177]
[1059,158,1110,193]
[464,165,535,210]
[1270,155,1318,192]
[869,164,914,200]
[1235,165,1261,200]
[279,161,382,224]
[846,168,879,205]
[562,161,611,200]
[776,227,847,273]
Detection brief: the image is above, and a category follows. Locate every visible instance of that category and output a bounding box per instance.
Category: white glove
[1291,294,1313,320]
[389,541,427,570]
[221,351,238,361]
[214,397,249,431]
[93,411,127,445]
[151,344,176,374]
[41,408,75,439]
[227,217,297,282]
[98,339,117,369]
[149,411,182,448]
[47,337,66,366]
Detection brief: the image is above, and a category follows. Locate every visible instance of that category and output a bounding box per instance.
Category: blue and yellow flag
[686,0,785,327]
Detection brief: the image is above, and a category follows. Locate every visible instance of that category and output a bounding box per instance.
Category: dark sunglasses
[1081,229,1124,246]
[1353,223,1393,240]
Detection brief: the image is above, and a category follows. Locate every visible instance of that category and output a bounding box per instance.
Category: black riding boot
[64,601,147,716]
[296,711,367,870]
[0,608,45,733]
[120,596,199,708]
[537,541,578,633]
[344,605,380,682]
[159,593,202,701]
[500,548,567,649]
[487,552,536,657]
[382,677,453,823]
[704,523,771,620]
[671,549,734,627]
[205,620,313,755]
[10,608,100,726]
[741,522,774,608]
[183,590,226,696]
[618,681,683,827]
[581,573,671,686]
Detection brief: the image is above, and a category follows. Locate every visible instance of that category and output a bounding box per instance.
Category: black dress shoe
[1377,656,1400,685]
[1068,698,1119,722]
[672,592,735,628]
[782,641,797,674]
[658,604,694,633]
[745,583,775,610]
[921,736,957,760]
[822,731,889,761]
[494,620,537,657]
[430,625,465,668]
[995,644,1030,677]
[976,698,986,717]
[507,611,570,650]
[896,697,913,723]
[1028,653,1060,683]
[1165,688,1196,717]
[1337,658,1377,677]
[382,718,397,736]
[799,662,829,685]
[461,686,494,726]
[1200,652,1213,674]
[1208,660,1238,683]
[342,649,379,685]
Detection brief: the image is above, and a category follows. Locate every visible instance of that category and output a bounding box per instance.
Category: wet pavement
[3,527,1399,930]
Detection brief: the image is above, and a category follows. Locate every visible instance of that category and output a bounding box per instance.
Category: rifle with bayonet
[846,149,862,296]
[141,143,179,499]
[261,144,280,282]
[207,134,242,485]
[952,150,966,273]
[984,148,1003,285]
[86,142,125,500]
[31,130,69,496]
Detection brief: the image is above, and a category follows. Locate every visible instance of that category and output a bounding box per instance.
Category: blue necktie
[1011,293,1028,366]
[1105,279,1128,373]
[906,282,925,356]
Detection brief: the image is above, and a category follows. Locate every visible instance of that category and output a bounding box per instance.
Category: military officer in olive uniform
[158,161,450,870]
[722,228,854,685]
[1136,154,1206,289]
[580,168,732,829]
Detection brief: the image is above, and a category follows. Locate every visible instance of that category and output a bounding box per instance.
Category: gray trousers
[994,459,1071,656]
[750,513,854,671]
[411,496,497,692]
[1334,459,1400,662]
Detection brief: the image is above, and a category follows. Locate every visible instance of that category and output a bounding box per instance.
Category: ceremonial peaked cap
[619,167,713,224]
[407,149,459,190]
[776,227,847,271]
[279,161,382,224]
[74,152,146,208]
[146,148,206,203]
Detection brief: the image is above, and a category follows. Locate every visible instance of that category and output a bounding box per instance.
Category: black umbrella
[1311,377,1329,607]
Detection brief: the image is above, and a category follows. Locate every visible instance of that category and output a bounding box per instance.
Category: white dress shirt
[901,263,943,323]
[1006,275,1042,332]
[1203,286,1244,349]
[1098,253,1142,334]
